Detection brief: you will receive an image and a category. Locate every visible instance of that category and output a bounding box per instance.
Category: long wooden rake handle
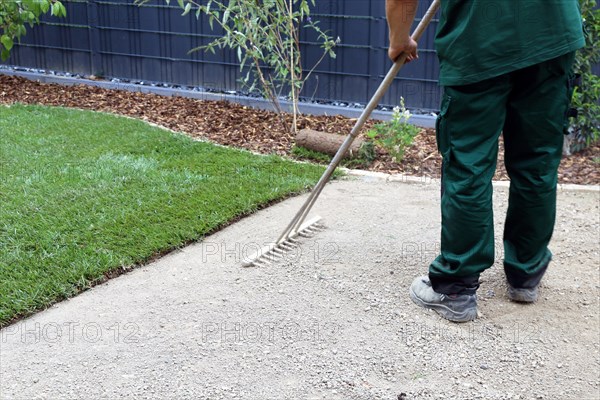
[276,0,441,245]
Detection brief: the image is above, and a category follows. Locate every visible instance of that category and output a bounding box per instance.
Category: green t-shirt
[435,0,585,86]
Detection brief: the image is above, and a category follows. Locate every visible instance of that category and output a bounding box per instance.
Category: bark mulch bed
[1,74,598,184]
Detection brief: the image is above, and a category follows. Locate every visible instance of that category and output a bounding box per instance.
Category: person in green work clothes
[386,0,585,322]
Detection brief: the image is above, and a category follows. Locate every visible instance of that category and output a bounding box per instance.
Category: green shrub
[365,97,420,163]
[568,0,600,151]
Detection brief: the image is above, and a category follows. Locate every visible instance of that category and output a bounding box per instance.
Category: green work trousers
[429,52,576,295]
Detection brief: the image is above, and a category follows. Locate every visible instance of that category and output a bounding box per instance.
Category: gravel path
[1,177,599,400]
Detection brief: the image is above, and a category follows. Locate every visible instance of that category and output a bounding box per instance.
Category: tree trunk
[295,128,365,159]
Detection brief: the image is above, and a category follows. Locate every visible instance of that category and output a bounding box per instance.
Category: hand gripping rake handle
[276,0,441,245]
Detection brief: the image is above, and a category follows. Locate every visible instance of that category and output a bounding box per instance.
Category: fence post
[87,0,102,76]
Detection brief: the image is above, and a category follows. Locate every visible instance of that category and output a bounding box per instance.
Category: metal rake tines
[285,216,325,241]
[242,216,325,267]
[297,225,323,238]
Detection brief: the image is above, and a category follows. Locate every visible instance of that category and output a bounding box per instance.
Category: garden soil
[1,74,598,185]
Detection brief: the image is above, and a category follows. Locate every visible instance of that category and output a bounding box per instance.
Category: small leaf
[182,2,192,16]
[58,2,67,18]
[223,9,230,24]
[17,24,27,37]
[40,0,50,13]
[1,35,14,51]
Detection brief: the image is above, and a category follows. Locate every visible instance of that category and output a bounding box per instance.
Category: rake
[242,0,440,267]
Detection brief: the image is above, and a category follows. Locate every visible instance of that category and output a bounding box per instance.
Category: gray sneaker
[409,276,477,322]
[507,284,538,303]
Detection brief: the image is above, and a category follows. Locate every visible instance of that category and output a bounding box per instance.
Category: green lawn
[0,104,325,326]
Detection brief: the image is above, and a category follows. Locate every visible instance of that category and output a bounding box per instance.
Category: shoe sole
[507,289,538,303]
[409,286,477,323]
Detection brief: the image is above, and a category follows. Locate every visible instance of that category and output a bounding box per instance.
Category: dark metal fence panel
[5,0,443,111]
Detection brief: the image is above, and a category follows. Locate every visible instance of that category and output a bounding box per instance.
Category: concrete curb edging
[0,69,437,128]
[341,168,600,193]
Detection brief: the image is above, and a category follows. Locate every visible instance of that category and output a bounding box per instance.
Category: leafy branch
[135,0,337,133]
[0,0,67,61]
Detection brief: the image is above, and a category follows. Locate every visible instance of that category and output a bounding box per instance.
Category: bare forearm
[386,0,418,43]
[386,0,419,62]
